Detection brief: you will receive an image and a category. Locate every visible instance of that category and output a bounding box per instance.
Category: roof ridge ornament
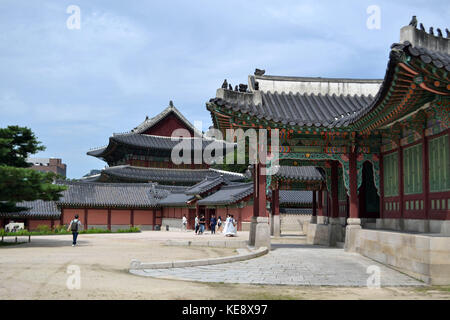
[409,16,417,28]
[254,68,265,76]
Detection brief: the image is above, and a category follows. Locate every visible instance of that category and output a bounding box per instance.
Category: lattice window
[403,144,423,195]
[429,134,450,192]
[383,152,398,197]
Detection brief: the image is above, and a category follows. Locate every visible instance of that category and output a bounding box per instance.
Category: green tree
[0,126,67,213]
[212,147,250,175]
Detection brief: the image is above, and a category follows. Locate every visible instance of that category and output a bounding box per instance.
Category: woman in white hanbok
[224,215,237,237]
[222,215,231,235]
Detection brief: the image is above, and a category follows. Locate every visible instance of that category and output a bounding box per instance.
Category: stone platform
[345,228,450,285]
[130,243,423,287]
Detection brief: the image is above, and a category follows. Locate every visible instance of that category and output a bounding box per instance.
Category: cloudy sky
[0,0,448,178]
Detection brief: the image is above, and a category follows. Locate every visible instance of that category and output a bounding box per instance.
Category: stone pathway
[131,244,424,286]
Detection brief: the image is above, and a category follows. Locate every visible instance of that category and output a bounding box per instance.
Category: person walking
[210,214,217,235]
[194,215,199,234]
[67,214,82,246]
[199,214,206,235]
[182,215,187,231]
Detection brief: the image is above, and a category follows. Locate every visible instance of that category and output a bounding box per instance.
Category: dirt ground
[0,231,448,300]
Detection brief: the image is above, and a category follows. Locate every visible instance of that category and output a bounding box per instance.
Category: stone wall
[280,213,311,233]
[306,221,346,246]
[377,218,450,235]
[345,228,450,285]
[161,218,183,230]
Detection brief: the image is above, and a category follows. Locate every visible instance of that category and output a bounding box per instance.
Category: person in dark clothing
[210,214,217,234]
[199,215,206,234]
[217,216,222,232]
[67,214,82,246]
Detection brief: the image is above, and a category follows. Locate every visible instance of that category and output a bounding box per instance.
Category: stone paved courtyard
[131,243,424,287]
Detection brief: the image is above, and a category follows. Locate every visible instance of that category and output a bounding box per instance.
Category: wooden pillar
[331,161,339,218]
[107,209,111,231]
[312,191,317,217]
[272,188,280,216]
[380,154,384,220]
[51,219,54,230]
[84,208,88,230]
[422,130,429,220]
[399,145,404,221]
[348,150,359,219]
[317,190,323,216]
[238,207,242,231]
[130,209,134,227]
[60,208,64,226]
[152,208,157,229]
[253,163,267,217]
[253,164,259,218]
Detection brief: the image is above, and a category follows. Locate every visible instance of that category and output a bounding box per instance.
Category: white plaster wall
[257,78,381,96]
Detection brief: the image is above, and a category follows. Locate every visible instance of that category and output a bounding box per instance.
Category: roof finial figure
[234,85,238,92]
[429,27,434,35]
[436,28,443,37]
[228,84,233,91]
[419,23,425,32]
[238,84,248,92]
[221,79,228,89]
[409,16,417,28]
[446,28,450,38]
[169,100,174,108]
[254,68,265,76]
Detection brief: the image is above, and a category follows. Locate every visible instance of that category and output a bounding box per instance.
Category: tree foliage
[0,126,67,213]
[0,126,45,167]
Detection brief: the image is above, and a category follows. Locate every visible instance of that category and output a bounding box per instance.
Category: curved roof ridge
[132,102,203,136]
[252,74,384,83]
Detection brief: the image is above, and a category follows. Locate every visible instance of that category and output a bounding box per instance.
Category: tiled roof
[197,183,253,205]
[279,190,313,205]
[56,181,162,208]
[209,90,374,128]
[272,166,324,181]
[87,133,234,157]
[0,200,60,219]
[406,44,450,70]
[185,176,227,195]
[280,207,312,214]
[102,165,245,184]
[210,41,449,131]
[158,192,194,206]
[330,42,450,128]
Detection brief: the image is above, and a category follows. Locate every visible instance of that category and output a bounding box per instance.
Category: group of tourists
[67,212,238,248]
[182,213,237,237]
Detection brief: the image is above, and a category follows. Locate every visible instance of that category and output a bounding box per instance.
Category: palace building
[1,102,316,232]
[1,18,448,284]
[206,21,449,284]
